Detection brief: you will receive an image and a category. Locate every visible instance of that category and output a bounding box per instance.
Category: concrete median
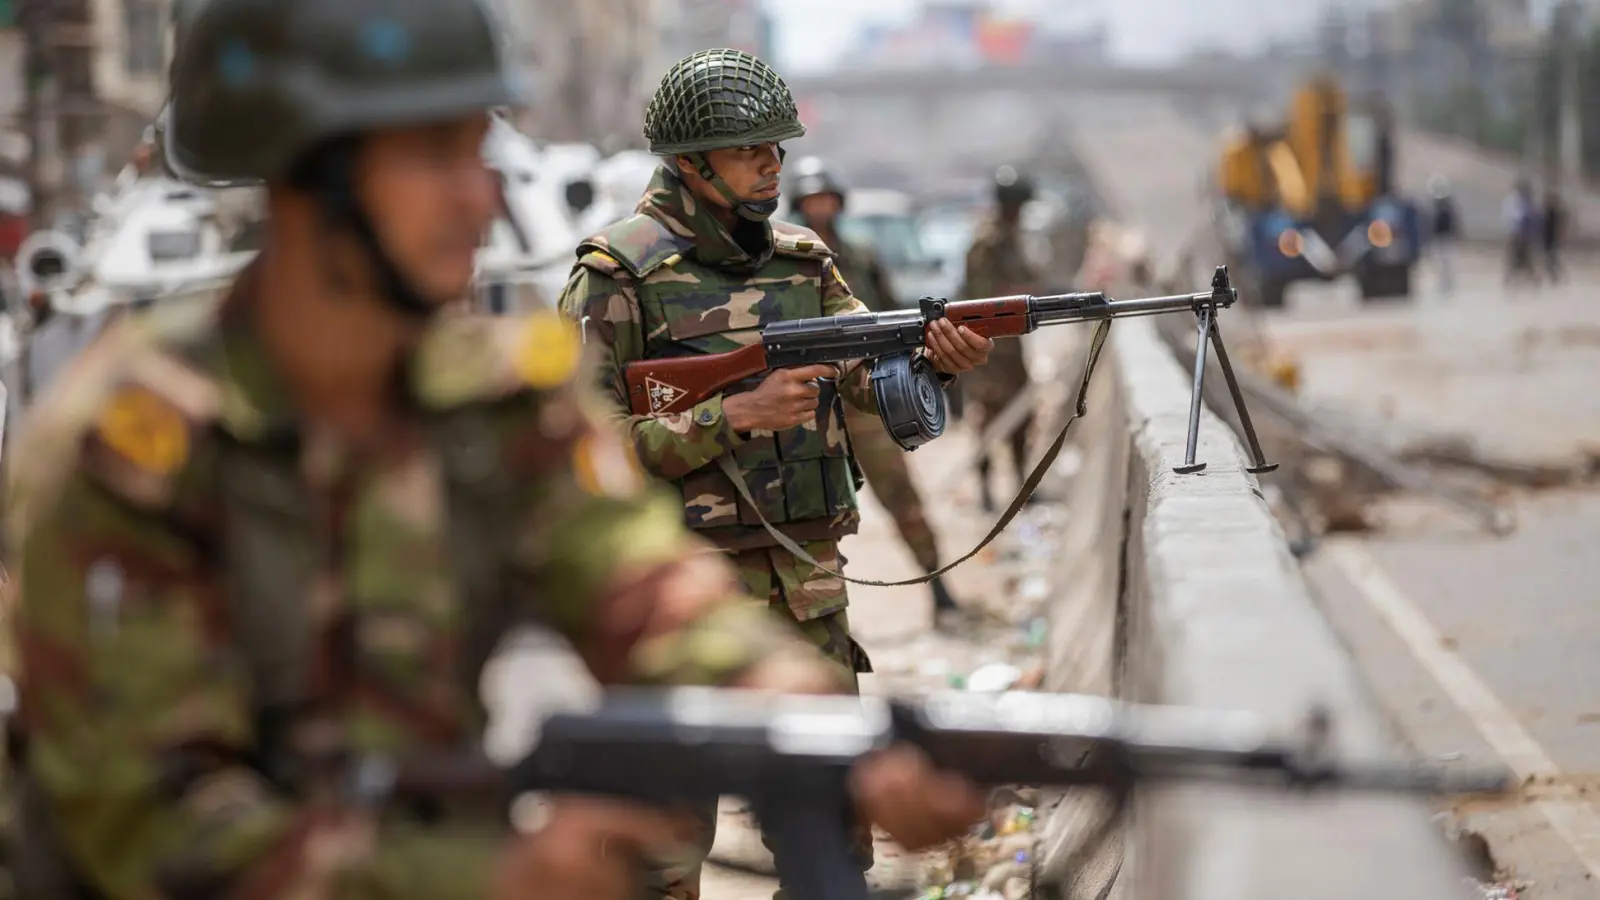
[1039,313,1475,899]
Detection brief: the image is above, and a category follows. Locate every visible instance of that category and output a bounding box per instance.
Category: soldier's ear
[673,155,697,178]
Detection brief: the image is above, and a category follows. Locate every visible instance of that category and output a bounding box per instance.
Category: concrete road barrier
[1040,315,1475,899]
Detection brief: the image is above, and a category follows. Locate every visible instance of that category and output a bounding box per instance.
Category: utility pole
[19,0,59,229]
[1554,0,1583,188]
[17,0,97,229]
[52,0,97,220]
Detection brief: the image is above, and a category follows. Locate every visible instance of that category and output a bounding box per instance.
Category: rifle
[353,689,1512,900]
[615,265,1275,475]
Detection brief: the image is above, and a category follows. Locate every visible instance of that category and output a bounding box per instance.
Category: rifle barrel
[1030,289,1225,327]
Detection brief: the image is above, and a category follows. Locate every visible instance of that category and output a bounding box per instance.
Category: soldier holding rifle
[557,48,995,899]
[2,8,985,900]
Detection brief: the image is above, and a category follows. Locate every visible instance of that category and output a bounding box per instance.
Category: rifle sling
[714,319,1112,586]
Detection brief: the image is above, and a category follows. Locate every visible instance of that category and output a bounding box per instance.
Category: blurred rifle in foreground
[354,689,1512,900]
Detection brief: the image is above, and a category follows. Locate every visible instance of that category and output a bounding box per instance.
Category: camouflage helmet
[994,164,1035,207]
[164,0,527,185]
[788,155,846,208]
[644,49,806,156]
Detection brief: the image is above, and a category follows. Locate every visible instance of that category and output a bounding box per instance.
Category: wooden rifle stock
[624,343,771,415]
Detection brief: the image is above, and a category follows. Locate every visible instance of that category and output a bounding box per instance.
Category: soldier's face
[358,113,497,304]
[679,143,783,207]
[797,193,842,224]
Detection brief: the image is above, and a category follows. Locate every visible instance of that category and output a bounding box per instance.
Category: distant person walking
[1541,186,1567,284]
[1428,174,1459,296]
[1504,177,1538,287]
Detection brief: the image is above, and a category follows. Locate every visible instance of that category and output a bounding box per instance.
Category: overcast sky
[765,0,1344,72]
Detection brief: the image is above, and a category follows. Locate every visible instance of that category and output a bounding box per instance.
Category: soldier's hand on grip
[494,797,690,900]
[923,319,994,374]
[850,744,988,851]
[723,363,840,432]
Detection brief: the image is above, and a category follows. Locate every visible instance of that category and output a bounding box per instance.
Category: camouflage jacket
[2,265,818,900]
[961,216,1040,299]
[557,167,880,552]
[827,234,896,313]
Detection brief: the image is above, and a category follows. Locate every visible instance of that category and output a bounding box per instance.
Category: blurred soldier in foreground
[558,48,993,898]
[4,8,985,900]
[787,155,962,619]
[962,165,1039,513]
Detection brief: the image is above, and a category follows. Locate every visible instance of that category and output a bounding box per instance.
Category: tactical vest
[579,214,860,549]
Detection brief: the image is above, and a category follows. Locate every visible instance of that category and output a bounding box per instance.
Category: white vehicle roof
[44,118,599,317]
[845,189,916,217]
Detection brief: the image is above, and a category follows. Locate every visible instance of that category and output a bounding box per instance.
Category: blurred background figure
[1428,174,1458,295]
[1541,182,1567,283]
[961,165,1038,514]
[789,155,963,618]
[1504,176,1538,286]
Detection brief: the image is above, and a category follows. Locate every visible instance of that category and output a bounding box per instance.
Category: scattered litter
[1018,575,1050,603]
[1025,617,1047,648]
[1465,878,1520,900]
[919,804,1039,899]
[965,663,1024,692]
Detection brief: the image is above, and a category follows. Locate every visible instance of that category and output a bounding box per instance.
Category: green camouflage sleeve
[868,254,899,310]
[962,236,997,299]
[501,368,827,686]
[556,263,748,480]
[820,258,879,415]
[8,419,494,900]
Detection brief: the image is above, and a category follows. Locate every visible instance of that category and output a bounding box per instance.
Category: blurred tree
[1431,0,1488,50]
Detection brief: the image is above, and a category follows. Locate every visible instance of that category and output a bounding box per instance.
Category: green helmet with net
[994,165,1035,208]
[162,0,528,317]
[644,48,805,221]
[787,155,846,210]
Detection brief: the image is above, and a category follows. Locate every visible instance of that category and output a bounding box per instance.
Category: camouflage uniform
[3,270,819,900]
[785,156,948,589]
[831,246,943,571]
[962,167,1040,511]
[557,51,889,898]
[0,7,828,899]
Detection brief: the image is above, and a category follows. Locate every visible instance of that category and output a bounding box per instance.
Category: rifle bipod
[1174,266,1278,476]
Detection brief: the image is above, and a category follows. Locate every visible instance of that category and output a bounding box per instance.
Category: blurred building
[505,0,657,148]
[653,0,772,64]
[849,0,1106,70]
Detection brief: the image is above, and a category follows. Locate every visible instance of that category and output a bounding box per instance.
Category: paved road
[1076,100,1600,899]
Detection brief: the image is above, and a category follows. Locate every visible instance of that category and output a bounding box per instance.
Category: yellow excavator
[1212,76,1419,308]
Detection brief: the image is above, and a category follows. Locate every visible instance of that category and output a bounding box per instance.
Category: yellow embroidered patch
[514,311,580,389]
[94,385,190,475]
[571,432,644,497]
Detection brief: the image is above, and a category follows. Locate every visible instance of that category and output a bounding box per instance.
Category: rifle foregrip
[943,297,1032,339]
[623,344,772,415]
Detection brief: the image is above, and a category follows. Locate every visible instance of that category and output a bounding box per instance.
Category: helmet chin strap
[686,149,783,222]
[289,137,443,322]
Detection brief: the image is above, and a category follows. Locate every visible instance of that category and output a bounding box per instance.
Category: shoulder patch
[578,214,693,279]
[92,384,191,478]
[514,311,582,389]
[771,220,834,261]
[576,249,625,277]
[411,311,579,408]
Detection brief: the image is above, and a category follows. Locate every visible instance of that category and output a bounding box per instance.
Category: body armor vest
[581,214,860,548]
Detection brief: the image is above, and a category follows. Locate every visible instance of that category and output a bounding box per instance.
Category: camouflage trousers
[842,405,941,573]
[962,340,1031,505]
[645,543,874,900]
